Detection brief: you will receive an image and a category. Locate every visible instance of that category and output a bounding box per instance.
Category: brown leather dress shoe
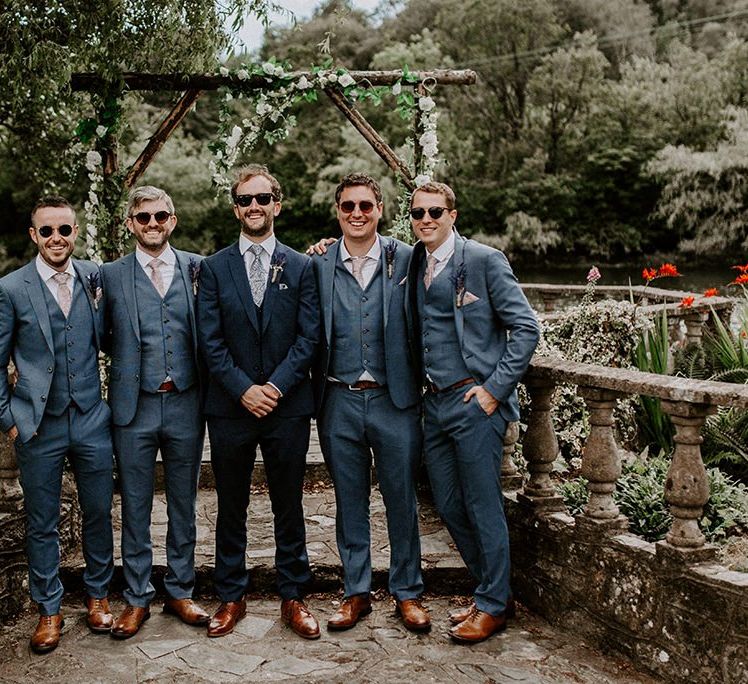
[163,598,210,626]
[327,595,372,631]
[207,600,246,637]
[85,596,113,633]
[449,607,507,643]
[449,596,516,625]
[111,605,150,639]
[281,599,320,640]
[30,614,64,653]
[396,599,431,632]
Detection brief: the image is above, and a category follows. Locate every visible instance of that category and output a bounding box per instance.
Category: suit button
[424,347,430,353]
[47,367,53,373]
[362,297,367,302]
[136,346,141,352]
[41,395,46,402]
[135,374,140,380]
[68,341,74,347]
[167,350,173,355]
[66,325,72,331]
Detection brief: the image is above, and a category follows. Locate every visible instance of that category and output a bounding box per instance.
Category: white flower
[414,174,431,187]
[236,69,249,81]
[225,92,233,101]
[317,75,328,86]
[262,62,275,75]
[338,72,355,88]
[419,131,437,147]
[95,125,107,138]
[269,110,281,123]
[418,96,436,112]
[296,75,310,90]
[273,66,284,77]
[327,73,338,83]
[88,190,99,206]
[392,82,402,96]
[422,143,438,158]
[208,160,216,173]
[227,125,242,147]
[85,150,102,169]
[219,66,230,76]
[255,101,272,116]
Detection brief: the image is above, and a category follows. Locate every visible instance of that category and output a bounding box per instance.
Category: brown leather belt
[425,377,475,394]
[338,380,385,391]
[157,380,177,393]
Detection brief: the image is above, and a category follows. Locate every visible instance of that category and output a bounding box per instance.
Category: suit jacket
[197,239,320,419]
[102,248,203,426]
[405,230,540,422]
[0,258,105,443]
[311,235,420,412]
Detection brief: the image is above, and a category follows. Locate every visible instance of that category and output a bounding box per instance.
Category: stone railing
[505,355,748,683]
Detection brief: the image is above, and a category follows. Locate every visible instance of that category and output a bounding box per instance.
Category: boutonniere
[270,252,287,284]
[450,262,467,308]
[86,272,102,310]
[383,239,397,279]
[188,257,200,296]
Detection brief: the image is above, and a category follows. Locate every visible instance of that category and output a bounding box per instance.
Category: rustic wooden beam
[124,89,203,190]
[324,88,415,191]
[71,69,477,92]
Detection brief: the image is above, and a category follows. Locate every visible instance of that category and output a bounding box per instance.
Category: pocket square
[279,283,288,290]
[398,276,407,286]
[462,291,480,306]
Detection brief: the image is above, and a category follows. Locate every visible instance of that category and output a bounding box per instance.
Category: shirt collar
[36,254,76,283]
[135,243,175,269]
[239,233,276,257]
[428,229,456,263]
[340,236,381,263]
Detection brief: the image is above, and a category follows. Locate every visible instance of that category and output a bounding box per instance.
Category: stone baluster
[658,400,717,559]
[500,421,522,491]
[576,387,628,531]
[539,292,558,313]
[0,432,23,512]
[682,310,709,346]
[518,378,564,511]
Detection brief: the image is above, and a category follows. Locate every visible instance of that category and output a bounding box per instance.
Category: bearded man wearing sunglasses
[197,164,321,640]
[404,181,540,644]
[0,196,114,652]
[310,173,429,633]
[100,185,209,638]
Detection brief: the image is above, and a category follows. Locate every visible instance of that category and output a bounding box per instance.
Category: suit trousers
[208,412,312,602]
[318,385,423,599]
[15,401,114,615]
[112,386,203,607]
[423,382,511,616]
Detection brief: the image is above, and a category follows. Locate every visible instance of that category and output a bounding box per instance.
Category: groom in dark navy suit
[197,164,321,639]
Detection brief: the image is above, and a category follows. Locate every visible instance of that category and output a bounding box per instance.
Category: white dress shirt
[36,255,77,305]
[136,243,176,292]
[426,229,456,280]
[239,233,276,284]
[340,237,381,289]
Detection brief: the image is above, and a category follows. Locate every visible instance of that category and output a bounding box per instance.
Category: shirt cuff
[267,382,283,398]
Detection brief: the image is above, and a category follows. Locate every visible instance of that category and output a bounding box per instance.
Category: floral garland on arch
[209,60,441,243]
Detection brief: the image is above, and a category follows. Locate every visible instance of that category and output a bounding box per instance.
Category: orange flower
[732,263,748,273]
[703,288,718,297]
[642,267,657,281]
[657,263,680,278]
[731,274,748,285]
[680,296,694,308]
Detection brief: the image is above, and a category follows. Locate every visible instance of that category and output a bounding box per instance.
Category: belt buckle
[347,383,364,391]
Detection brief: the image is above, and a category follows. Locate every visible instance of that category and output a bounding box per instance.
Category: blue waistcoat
[135,265,197,393]
[42,278,101,415]
[417,256,473,388]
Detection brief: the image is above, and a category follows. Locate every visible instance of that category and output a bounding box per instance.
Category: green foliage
[614,455,672,541]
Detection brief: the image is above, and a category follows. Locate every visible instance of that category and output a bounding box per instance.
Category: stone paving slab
[0,597,655,683]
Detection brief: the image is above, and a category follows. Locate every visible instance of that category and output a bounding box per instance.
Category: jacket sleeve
[0,284,16,433]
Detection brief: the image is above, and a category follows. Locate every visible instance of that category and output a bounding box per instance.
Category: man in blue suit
[405,181,540,644]
[310,173,428,632]
[102,186,209,638]
[0,196,114,652]
[197,164,321,640]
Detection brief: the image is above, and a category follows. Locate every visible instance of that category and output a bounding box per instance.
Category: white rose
[327,73,338,83]
[296,75,310,90]
[391,82,402,96]
[274,66,284,77]
[418,96,436,112]
[419,131,437,147]
[423,143,438,158]
[95,125,107,138]
[237,69,249,81]
[269,110,280,123]
[88,190,99,206]
[262,62,275,75]
[85,150,102,169]
[338,72,355,88]
[414,174,431,187]
[219,66,230,76]
[225,92,233,101]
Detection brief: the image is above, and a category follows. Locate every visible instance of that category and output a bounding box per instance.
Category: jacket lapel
[319,241,339,345]
[23,261,54,353]
[452,232,466,348]
[122,253,141,341]
[72,260,103,351]
[228,243,260,333]
[261,242,284,335]
[174,250,198,354]
[380,235,394,329]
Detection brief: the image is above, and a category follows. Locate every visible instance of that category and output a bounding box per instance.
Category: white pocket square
[398,276,407,286]
[279,283,288,290]
[462,291,480,306]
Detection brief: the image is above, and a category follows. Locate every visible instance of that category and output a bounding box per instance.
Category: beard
[240,212,273,238]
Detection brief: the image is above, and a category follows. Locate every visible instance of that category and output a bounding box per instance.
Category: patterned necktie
[248,244,266,306]
[148,258,165,298]
[423,254,437,290]
[52,272,72,317]
[350,256,367,289]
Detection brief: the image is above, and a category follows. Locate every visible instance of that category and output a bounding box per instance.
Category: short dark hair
[411,181,456,210]
[231,164,283,202]
[31,195,76,224]
[335,173,383,205]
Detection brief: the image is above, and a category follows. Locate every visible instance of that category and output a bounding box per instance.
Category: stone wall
[507,495,748,684]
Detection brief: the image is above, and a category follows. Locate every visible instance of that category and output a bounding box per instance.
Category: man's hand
[305,237,337,256]
[5,425,18,442]
[464,385,499,416]
[240,384,280,418]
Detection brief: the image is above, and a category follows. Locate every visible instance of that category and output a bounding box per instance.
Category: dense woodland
[1,0,748,269]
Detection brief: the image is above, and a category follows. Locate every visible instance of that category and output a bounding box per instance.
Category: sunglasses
[131,211,172,225]
[37,224,74,238]
[235,193,275,207]
[339,200,375,214]
[410,206,448,220]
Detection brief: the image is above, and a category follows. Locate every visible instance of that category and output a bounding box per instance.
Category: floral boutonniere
[270,252,287,284]
[188,258,200,296]
[86,272,103,310]
[383,239,397,279]
[450,262,467,308]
